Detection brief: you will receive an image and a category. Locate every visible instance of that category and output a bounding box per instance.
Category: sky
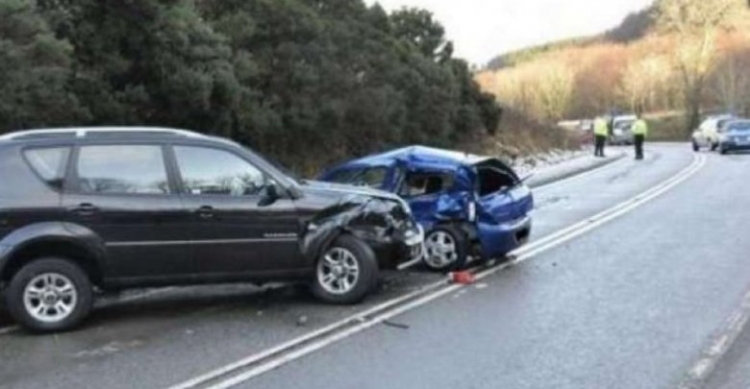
[365,0,655,66]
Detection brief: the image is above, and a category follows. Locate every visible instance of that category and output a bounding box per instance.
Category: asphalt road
[2,144,749,389]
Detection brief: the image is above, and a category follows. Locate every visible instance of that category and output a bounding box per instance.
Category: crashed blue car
[319,146,533,271]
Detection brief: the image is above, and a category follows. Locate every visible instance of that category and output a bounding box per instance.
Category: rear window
[477,166,517,196]
[23,147,71,189]
[728,122,750,132]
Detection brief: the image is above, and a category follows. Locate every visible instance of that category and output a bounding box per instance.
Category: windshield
[325,167,389,189]
[614,120,635,129]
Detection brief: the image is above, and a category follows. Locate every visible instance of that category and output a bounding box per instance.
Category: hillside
[485,4,655,71]
[478,0,750,136]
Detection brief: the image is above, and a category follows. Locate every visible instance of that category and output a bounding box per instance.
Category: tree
[0,0,87,129]
[39,0,241,132]
[657,0,745,133]
[533,62,574,121]
[620,55,672,112]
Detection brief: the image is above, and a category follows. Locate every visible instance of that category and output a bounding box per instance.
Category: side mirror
[259,182,281,206]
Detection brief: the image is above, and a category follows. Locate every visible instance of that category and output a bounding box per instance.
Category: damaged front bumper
[364,224,424,270]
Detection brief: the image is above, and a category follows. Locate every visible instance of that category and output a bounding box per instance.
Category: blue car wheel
[423,226,468,272]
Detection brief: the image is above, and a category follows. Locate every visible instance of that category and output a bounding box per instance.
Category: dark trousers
[594,135,606,157]
[634,134,645,160]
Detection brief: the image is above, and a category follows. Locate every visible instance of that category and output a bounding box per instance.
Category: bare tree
[620,55,672,112]
[657,0,744,133]
[533,62,574,121]
[710,51,750,113]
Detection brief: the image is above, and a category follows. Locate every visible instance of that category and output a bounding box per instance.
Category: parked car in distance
[609,115,637,146]
[319,146,533,272]
[718,119,750,154]
[692,114,736,152]
[0,127,424,332]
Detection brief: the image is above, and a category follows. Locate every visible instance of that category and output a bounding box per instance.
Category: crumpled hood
[301,180,402,202]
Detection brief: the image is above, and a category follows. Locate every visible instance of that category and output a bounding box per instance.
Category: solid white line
[166,281,450,389]
[677,284,750,388]
[168,153,705,389]
[512,154,705,259]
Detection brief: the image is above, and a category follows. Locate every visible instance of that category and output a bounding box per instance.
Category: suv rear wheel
[5,258,94,333]
[312,235,379,304]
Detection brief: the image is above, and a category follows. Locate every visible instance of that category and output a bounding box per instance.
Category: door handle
[196,205,215,219]
[73,203,98,217]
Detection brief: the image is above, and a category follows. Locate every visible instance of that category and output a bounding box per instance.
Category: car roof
[0,127,209,142]
[337,146,492,169]
[613,115,637,121]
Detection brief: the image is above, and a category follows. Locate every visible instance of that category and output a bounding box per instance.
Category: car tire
[311,235,378,305]
[692,141,700,152]
[5,258,94,333]
[711,143,719,151]
[423,225,469,272]
[720,147,728,155]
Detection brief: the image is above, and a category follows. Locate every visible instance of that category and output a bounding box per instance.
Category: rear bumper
[721,142,750,152]
[476,216,532,259]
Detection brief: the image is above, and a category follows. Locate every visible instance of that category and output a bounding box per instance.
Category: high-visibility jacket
[594,118,609,136]
[632,119,648,136]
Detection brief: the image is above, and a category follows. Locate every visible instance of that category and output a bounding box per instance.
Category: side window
[400,173,454,198]
[76,145,170,195]
[174,146,266,196]
[24,147,71,188]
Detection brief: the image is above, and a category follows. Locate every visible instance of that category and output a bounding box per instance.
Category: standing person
[633,111,649,160]
[593,116,608,157]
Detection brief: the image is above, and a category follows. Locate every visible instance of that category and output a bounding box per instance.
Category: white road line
[167,153,705,389]
[677,284,750,389]
[397,152,630,272]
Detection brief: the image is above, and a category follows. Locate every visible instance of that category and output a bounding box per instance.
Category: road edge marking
[676,286,750,389]
[167,153,706,389]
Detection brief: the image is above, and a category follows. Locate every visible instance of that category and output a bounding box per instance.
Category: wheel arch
[0,223,106,286]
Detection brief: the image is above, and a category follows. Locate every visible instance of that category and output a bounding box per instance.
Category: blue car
[320,146,533,271]
[719,119,750,154]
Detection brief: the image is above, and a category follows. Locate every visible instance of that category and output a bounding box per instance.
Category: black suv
[0,127,423,332]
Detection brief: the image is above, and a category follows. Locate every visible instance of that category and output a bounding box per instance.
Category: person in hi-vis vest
[593,117,608,157]
[632,110,649,160]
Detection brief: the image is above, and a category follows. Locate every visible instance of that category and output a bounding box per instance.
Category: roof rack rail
[0,127,207,141]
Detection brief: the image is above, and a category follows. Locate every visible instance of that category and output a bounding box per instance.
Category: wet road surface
[3,144,748,389]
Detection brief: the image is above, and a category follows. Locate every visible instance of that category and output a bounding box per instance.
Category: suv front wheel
[5,258,94,333]
[312,235,379,304]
